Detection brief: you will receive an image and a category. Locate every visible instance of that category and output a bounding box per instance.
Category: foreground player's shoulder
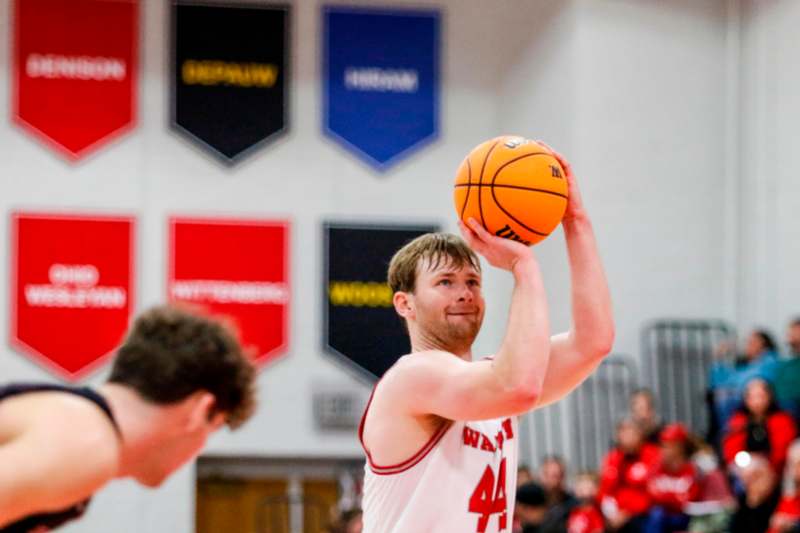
[31,394,119,475]
[0,394,119,518]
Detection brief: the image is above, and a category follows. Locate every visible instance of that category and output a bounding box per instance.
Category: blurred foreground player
[0,305,256,531]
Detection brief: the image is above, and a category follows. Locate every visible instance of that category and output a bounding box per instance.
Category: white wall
[736,0,800,335]
[2,0,799,531]
[498,0,732,360]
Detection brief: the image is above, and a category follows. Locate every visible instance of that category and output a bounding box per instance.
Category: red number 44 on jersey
[469,458,508,532]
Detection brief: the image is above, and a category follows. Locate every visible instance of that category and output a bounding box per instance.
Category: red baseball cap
[660,423,689,443]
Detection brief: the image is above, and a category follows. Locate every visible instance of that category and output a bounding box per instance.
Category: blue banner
[323,6,440,171]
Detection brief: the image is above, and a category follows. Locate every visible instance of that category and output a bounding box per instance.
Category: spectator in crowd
[685,442,736,533]
[775,319,800,424]
[768,440,800,533]
[519,464,536,487]
[516,482,549,533]
[644,423,700,533]
[730,454,781,533]
[709,330,781,441]
[342,508,363,533]
[723,378,797,480]
[598,417,661,532]
[539,455,578,533]
[327,508,363,533]
[788,320,800,357]
[630,388,663,444]
[566,471,604,533]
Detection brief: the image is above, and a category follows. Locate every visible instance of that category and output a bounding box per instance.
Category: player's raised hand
[458,218,535,273]
[537,141,586,223]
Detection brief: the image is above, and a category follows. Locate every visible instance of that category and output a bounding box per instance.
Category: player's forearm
[494,257,551,400]
[564,215,614,355]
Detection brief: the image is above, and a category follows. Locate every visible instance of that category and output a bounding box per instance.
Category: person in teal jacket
[774,318,800,424]
[709,329,780,440]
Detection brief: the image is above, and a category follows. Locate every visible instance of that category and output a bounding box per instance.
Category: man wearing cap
[515,482,548,533]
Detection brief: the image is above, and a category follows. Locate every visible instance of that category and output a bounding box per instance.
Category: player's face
[411,257,485,352]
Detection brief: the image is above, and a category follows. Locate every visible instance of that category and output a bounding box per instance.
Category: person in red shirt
[599,417,661,532]
[723,378,797,478]
[768,440,800,533]
[644,423,701,532]
[567,471,604,533]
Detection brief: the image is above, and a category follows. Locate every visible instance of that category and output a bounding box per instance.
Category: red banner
[13,0,138,160]
[168,218,290,367]
[11,213,135,380]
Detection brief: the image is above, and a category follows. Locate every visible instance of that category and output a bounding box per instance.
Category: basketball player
[359,147,614,532]
[0,305,256,531]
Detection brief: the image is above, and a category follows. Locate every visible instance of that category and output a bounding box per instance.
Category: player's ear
[393,291,414,319]
[186,391,217,431]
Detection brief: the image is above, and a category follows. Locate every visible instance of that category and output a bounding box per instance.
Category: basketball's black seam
[460,158,473,220]
[490,194,550,237]
[489,178,551,236]
[478,140,502,230]
[454,183,568,200]
[489,151,566,236]
[490,151,559,184]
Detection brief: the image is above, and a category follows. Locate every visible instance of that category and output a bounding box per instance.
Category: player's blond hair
[387,233,480,294]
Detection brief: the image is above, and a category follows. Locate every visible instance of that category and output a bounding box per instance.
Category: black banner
[323,222,438,380]
[171,2,288,164]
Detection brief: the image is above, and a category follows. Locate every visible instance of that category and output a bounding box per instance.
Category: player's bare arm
[536,145,615,408]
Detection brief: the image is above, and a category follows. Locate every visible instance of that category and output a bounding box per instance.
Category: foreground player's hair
[108,305,256,429]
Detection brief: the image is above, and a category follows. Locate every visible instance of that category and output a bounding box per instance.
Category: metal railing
[518,355,638,471]
[640,319,735,434]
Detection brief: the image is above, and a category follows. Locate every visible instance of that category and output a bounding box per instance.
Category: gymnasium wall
[0,0,796,532]
[736,0,800,334]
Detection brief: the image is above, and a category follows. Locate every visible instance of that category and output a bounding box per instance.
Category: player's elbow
[505,384,540,412]
[594,327,615,357]
[501,368,543,411]
[579,326,615,360]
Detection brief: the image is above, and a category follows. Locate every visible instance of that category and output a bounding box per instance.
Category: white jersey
[360,389,518,533]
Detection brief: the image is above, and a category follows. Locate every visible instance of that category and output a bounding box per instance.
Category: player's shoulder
[373,352,447,401]
[387,350,494,382]
[381,350,463,386]
[19,393,119,470]
[390,350,481,373]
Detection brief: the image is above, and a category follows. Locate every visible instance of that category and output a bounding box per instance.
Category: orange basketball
[453,136,569,246]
